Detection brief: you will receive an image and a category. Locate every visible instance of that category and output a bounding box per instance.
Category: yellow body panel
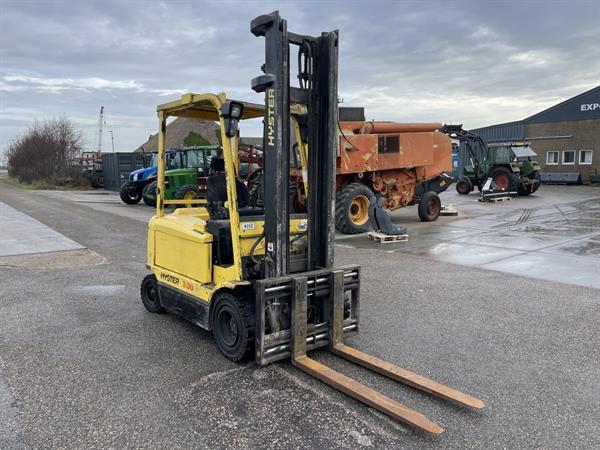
[148,92,308,308]
[148,212,213,284]
[147,206,308,303]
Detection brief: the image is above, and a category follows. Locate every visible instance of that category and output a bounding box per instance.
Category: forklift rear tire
[140,274,165,313]
[336,182,375,234]
[455,178,472,195]
[142,181,157,207]
[174,184,200,208]
[120,182,143,204]
[211,292,255,362]
[418,191,441,222]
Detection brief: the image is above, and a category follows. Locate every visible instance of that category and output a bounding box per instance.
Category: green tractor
[443,125,541,196]
[142,145,220,207]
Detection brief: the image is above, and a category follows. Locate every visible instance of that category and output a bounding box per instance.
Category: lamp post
[108,131,115,153]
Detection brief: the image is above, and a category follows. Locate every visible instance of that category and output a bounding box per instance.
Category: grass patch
[0,172,90,190]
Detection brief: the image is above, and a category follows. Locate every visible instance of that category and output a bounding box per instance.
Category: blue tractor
[119,150,185,204]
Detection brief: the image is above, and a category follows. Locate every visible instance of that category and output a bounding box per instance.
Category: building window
[546,151,559,165]
[562,150,575,165]
[579,150,593,165]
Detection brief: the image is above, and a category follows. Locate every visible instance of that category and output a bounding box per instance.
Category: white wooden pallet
[368,231,409,243]
[479,196,512,203]
[440,205,458,216]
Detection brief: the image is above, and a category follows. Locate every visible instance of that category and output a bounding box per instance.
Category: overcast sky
[1,0,599,157]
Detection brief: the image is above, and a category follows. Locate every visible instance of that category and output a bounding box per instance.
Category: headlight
[132,173,139,181]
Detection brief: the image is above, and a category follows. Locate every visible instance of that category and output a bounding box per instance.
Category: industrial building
[472,86,600,183]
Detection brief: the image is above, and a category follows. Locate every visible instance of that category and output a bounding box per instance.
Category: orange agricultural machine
[246,111,454,234]
[334,118,453,233]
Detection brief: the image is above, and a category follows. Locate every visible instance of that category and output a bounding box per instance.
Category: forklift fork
[289,271,484,434]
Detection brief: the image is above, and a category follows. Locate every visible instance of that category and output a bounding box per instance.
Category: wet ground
[343,192,600,289]
[1,181,599,449]
[39,184,600,289]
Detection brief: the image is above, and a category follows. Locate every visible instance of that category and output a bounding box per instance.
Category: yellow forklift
[141,11,483,434]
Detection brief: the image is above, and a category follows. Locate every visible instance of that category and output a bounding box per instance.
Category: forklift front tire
[140,274,165,313]
[211,292,255,362]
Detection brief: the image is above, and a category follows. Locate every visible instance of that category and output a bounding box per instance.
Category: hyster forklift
[141,11,483,434]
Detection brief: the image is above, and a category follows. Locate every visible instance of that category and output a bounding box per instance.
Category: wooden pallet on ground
[479,196,512,203]
[440,205,458,216]
[367,231,409,243]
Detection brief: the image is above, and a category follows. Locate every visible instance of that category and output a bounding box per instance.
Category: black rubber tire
[174,184,200,208]
[455,177,473,195]
[418,191,441,222]
[91,174,104,188]
[335,182,375,234]
[140,274,165,313]
[120,182,143,204]
[490,167,517,191]
[142,181,157,207]
[211,292,255,362]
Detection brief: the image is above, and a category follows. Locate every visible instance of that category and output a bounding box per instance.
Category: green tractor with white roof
[443,125,541,196]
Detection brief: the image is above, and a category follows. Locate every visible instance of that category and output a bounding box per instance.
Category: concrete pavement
[0,180,599,448]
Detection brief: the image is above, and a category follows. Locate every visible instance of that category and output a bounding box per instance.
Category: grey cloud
[1,0,599,155]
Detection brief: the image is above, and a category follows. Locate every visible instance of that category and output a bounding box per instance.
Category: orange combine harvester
[334,118,453,233]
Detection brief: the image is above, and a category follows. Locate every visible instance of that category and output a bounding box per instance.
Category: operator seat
[207,158,250,208]
[206,158,262,266]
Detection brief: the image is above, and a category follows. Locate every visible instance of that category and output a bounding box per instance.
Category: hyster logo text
[581,103,600,111]
[267,88,275,146]
[160,272,179,285]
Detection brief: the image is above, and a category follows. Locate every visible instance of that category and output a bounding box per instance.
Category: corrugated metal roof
[524,85,600,124]
[470,121,524,143]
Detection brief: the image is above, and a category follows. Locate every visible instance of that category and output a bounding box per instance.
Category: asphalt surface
[0,181,599,448]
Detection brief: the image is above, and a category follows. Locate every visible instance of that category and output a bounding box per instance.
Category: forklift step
[367,231,409,243]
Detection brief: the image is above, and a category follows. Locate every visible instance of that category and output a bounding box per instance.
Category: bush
[6,117,86,186]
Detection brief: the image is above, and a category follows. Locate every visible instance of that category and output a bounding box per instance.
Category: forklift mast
[251,11,338,278]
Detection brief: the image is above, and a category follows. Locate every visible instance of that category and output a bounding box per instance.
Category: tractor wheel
[142,181,157,207]
[120,182,143,204]
[211,292,255,362]
[490,167,516,191]
[455,177,473,195]
[174,184,200,208]
[336,182,375,234]
[418,191,441,222]
[91,173,104,188]
[140,274,165,313]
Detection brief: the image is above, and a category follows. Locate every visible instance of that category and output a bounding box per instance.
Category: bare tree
[7,117,85,185]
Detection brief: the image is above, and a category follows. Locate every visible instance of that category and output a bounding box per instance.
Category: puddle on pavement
[540,235,600,258]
